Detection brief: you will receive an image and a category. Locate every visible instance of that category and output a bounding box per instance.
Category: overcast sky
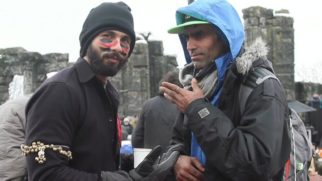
[0,0,321,83]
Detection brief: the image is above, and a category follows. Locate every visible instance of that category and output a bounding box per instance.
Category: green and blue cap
[168,15,209,34]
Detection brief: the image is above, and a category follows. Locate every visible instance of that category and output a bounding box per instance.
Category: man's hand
[175,155,205,181]
[160,78,204,112]
[101,146,163,181]
[129,146,162,180]
[129,144,181,181]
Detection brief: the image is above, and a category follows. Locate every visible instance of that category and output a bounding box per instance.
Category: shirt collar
[75,58,96,83]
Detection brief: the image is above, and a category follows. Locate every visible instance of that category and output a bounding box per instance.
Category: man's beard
[87,45,128,76]
[192,59,213,70]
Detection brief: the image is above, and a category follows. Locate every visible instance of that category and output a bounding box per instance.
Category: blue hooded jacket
[174,0,245,165]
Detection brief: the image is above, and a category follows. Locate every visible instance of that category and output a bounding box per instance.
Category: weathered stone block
[274,63,294,74]
[148,40,164,56]
[245,17,259,26]
[259,17,267,27]
[130,54,149,67]
[243,6,273,19]
[0,76,14,85]
[0,47,27,55]
[272,16,293,27]
[163,56,178,68]
[132,42,148,55]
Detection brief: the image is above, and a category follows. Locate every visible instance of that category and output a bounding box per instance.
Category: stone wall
[112,40,178,117]
[0,47,70,104]
[148,40,178,98]
[243,7,295,100]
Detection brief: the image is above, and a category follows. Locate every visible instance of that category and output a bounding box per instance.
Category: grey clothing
[0,96,29,181]
[132,96,180,153]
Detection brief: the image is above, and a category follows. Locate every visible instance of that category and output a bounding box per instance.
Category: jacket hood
[236,37,271,75]
[175,0,245,64]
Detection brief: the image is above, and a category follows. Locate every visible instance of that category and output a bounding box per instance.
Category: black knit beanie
[79,1,135,57]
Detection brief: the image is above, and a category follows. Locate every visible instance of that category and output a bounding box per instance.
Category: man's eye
[122,37,130,44]
[121,42,130,49]
[182,34,189,41]
[194,31,204,39]
[100,37,113,43]
[121,38,130,46]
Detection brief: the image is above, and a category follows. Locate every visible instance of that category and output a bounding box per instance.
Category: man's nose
[110,39,123,52]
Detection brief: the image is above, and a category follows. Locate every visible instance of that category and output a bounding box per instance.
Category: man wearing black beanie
[23,2,179,181]
[79,1,136,58]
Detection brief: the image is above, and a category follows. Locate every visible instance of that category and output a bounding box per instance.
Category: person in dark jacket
[132,70,182,153]
[160,0,291,180]
[22,2,179,181]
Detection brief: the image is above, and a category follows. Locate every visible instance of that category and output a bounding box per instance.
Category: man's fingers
[160,82,187,112]
[161,82,182,93]
[191,78,201,92]
[160,85,180,101]
[145,145,162,162]
[191,157,205,172]
[161,82,177,90]
[177,169,201,181]
[162,89,177,102]
[175,156,204,181]
[188,165,204,180]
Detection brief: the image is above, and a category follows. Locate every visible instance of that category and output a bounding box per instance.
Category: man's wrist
[186,98,208,114]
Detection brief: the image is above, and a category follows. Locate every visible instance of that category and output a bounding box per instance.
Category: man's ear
[214,38,228,57]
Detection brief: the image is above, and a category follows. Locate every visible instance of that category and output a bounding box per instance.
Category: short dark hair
[159,70,182,96]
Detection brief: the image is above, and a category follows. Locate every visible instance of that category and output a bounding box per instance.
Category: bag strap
[284,159,291,180]
[239,67,279,114]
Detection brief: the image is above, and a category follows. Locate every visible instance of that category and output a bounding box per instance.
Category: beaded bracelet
[21,141,72,164]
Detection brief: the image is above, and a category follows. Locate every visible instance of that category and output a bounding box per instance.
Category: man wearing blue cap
[161,0,291,180]
[23,2,179,181]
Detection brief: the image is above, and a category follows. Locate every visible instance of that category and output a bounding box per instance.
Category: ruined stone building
[111,40,178,117]
[243,7,295,100]
[0,47,70,103]
[243,6,322,103]
[1,6,321,117]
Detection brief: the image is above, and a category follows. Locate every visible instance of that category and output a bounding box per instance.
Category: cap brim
[168,20,209,34]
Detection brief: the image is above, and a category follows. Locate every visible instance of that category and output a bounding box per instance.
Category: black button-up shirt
[25,58,120,180]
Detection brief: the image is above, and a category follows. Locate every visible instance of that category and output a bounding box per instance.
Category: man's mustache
[102,50,127,61]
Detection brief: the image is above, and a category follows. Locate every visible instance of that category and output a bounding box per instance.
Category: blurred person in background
[0,95,30,181]
[132,70,182,153]
[123,116,134,135]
